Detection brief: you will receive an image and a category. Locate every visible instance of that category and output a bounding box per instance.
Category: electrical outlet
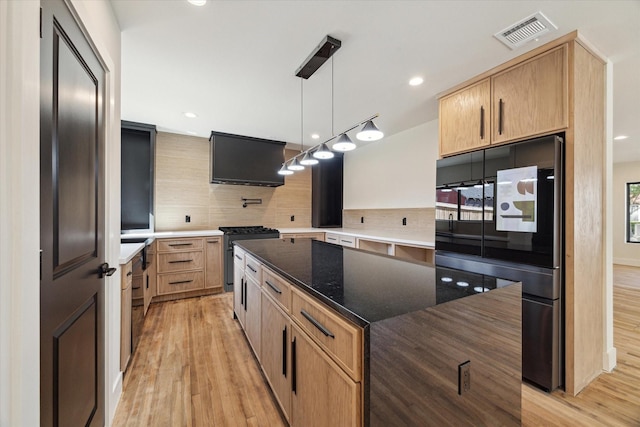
[360,216,364,223]
[402,217,407,226]
[458,361,471,395]
[185,215,191,223]
[290,215,295,222]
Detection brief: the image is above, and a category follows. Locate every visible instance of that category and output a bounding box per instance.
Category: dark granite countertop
[236,238,517,327]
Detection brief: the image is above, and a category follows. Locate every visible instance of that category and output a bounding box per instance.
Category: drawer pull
[126,271,133,277]
[342,240,353,244]
[265,280,282,294]
[300,309,335,338]
[235,254,242,260]
[132,286,141,290]
[206,239,218,243]
[169,279,193,285]
[168,259,193,263]
[169,243,192,247]
[247,264,257,273]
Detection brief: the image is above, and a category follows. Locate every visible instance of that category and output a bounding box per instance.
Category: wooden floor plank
[114,265,640,426]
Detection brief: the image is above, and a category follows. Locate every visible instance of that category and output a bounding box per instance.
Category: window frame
[627,181,640,244]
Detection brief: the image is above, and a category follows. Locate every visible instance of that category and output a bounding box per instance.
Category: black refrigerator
[435,134,564,391]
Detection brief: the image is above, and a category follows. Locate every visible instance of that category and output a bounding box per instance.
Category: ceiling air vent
[494,12,557,50]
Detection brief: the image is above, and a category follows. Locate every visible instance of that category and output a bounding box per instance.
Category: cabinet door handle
[300,309,335,338]
[265,280,282,294]
[240,277,244,306]
[235,254,242,261]
[168,259,193,263]
[126,271,133,277]
[480,106,485,140]
[498,98,504,135]
[168,280,192,285]
[282,326,287,377]
[247,264,257,273]
[169,243,192,247]
[244,279,248,311]
[291,336,297,394]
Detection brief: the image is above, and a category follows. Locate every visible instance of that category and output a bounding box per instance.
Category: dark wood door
[40,1,107,426]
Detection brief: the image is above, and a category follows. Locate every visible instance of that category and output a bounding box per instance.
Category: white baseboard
[603,346,617,372]
[108,372,123,425]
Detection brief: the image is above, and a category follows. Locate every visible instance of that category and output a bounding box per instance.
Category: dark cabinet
[121,121,156,231]
[312,153,343,228]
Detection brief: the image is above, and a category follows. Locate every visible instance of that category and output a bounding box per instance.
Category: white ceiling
[111,0,640,163]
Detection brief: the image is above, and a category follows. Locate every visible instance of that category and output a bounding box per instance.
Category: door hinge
[39,8,42,39]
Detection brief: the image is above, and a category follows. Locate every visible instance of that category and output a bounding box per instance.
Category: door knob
[98,262,117,278]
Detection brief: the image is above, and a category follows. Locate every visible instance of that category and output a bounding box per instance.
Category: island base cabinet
[260,293,291,420]
[291,323,360,427]
[245,275,261,359]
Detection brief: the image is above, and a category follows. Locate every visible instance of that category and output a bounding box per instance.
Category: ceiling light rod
[295,35,342,80]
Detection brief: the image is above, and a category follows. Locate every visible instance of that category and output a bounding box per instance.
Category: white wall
[343,119,439,209]
[0,1,121,425]
[613,160,640,266]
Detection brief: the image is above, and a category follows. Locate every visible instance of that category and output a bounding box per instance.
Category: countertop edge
[121,230,224,239]
[278,227,435,248]
[119,242,144,265]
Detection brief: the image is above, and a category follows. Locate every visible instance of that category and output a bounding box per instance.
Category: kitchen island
[235,238,521,426]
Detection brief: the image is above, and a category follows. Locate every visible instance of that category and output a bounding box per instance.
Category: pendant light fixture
[278,163,293,175]
[356,120,384,141]
[332,133,356,152]
[279,34,383,174]
[287,157,305,171]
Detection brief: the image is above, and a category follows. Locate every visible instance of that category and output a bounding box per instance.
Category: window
[628,182,640,243]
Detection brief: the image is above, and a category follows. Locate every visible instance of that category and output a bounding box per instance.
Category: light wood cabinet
[439,44,568,157]
[291,323,360,427]
[233,252,246,329]
[325,232,356,248]
[245,274,262,359]
[260,292,291,420]
[439,78,491,156]
[155,237,208,298]
[491,45,568,144]
[205,237,223,291]
[120,260,133,371]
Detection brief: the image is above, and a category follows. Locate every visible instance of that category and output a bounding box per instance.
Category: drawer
[158,250,204,273]
[121,261,132,290]
[325,233,339,244]
[245,254,262,283]
[234,246,245,267]
[339,236,356,248]
[157,271,204,295]
[262,268,291,312]
[157,237,203,252]
[291,287,362,381]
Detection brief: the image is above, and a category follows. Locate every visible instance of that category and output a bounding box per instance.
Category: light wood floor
[113,265,640,426]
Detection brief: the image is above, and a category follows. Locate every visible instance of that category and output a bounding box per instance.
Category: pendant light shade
[332,133,356,152]
[356,120,384,141]
[278,163,294,175]
[312,142,334,159]
[300,151,319,165]
[287,157,305,171]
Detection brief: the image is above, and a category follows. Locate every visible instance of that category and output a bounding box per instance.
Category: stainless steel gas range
[219,226,280,292]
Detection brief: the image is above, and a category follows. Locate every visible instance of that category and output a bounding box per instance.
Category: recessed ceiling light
[614,135,628,140]
[188,0,207,6]
[409,76,424,86]
[184,112,198,118]
[311,133,320,139]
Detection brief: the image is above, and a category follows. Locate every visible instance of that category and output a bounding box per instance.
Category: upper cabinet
[439,44,568,157]
[439,79,490,156]
[491,45,568,144]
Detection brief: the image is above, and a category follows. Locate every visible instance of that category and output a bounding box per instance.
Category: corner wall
[613,160,640,266]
